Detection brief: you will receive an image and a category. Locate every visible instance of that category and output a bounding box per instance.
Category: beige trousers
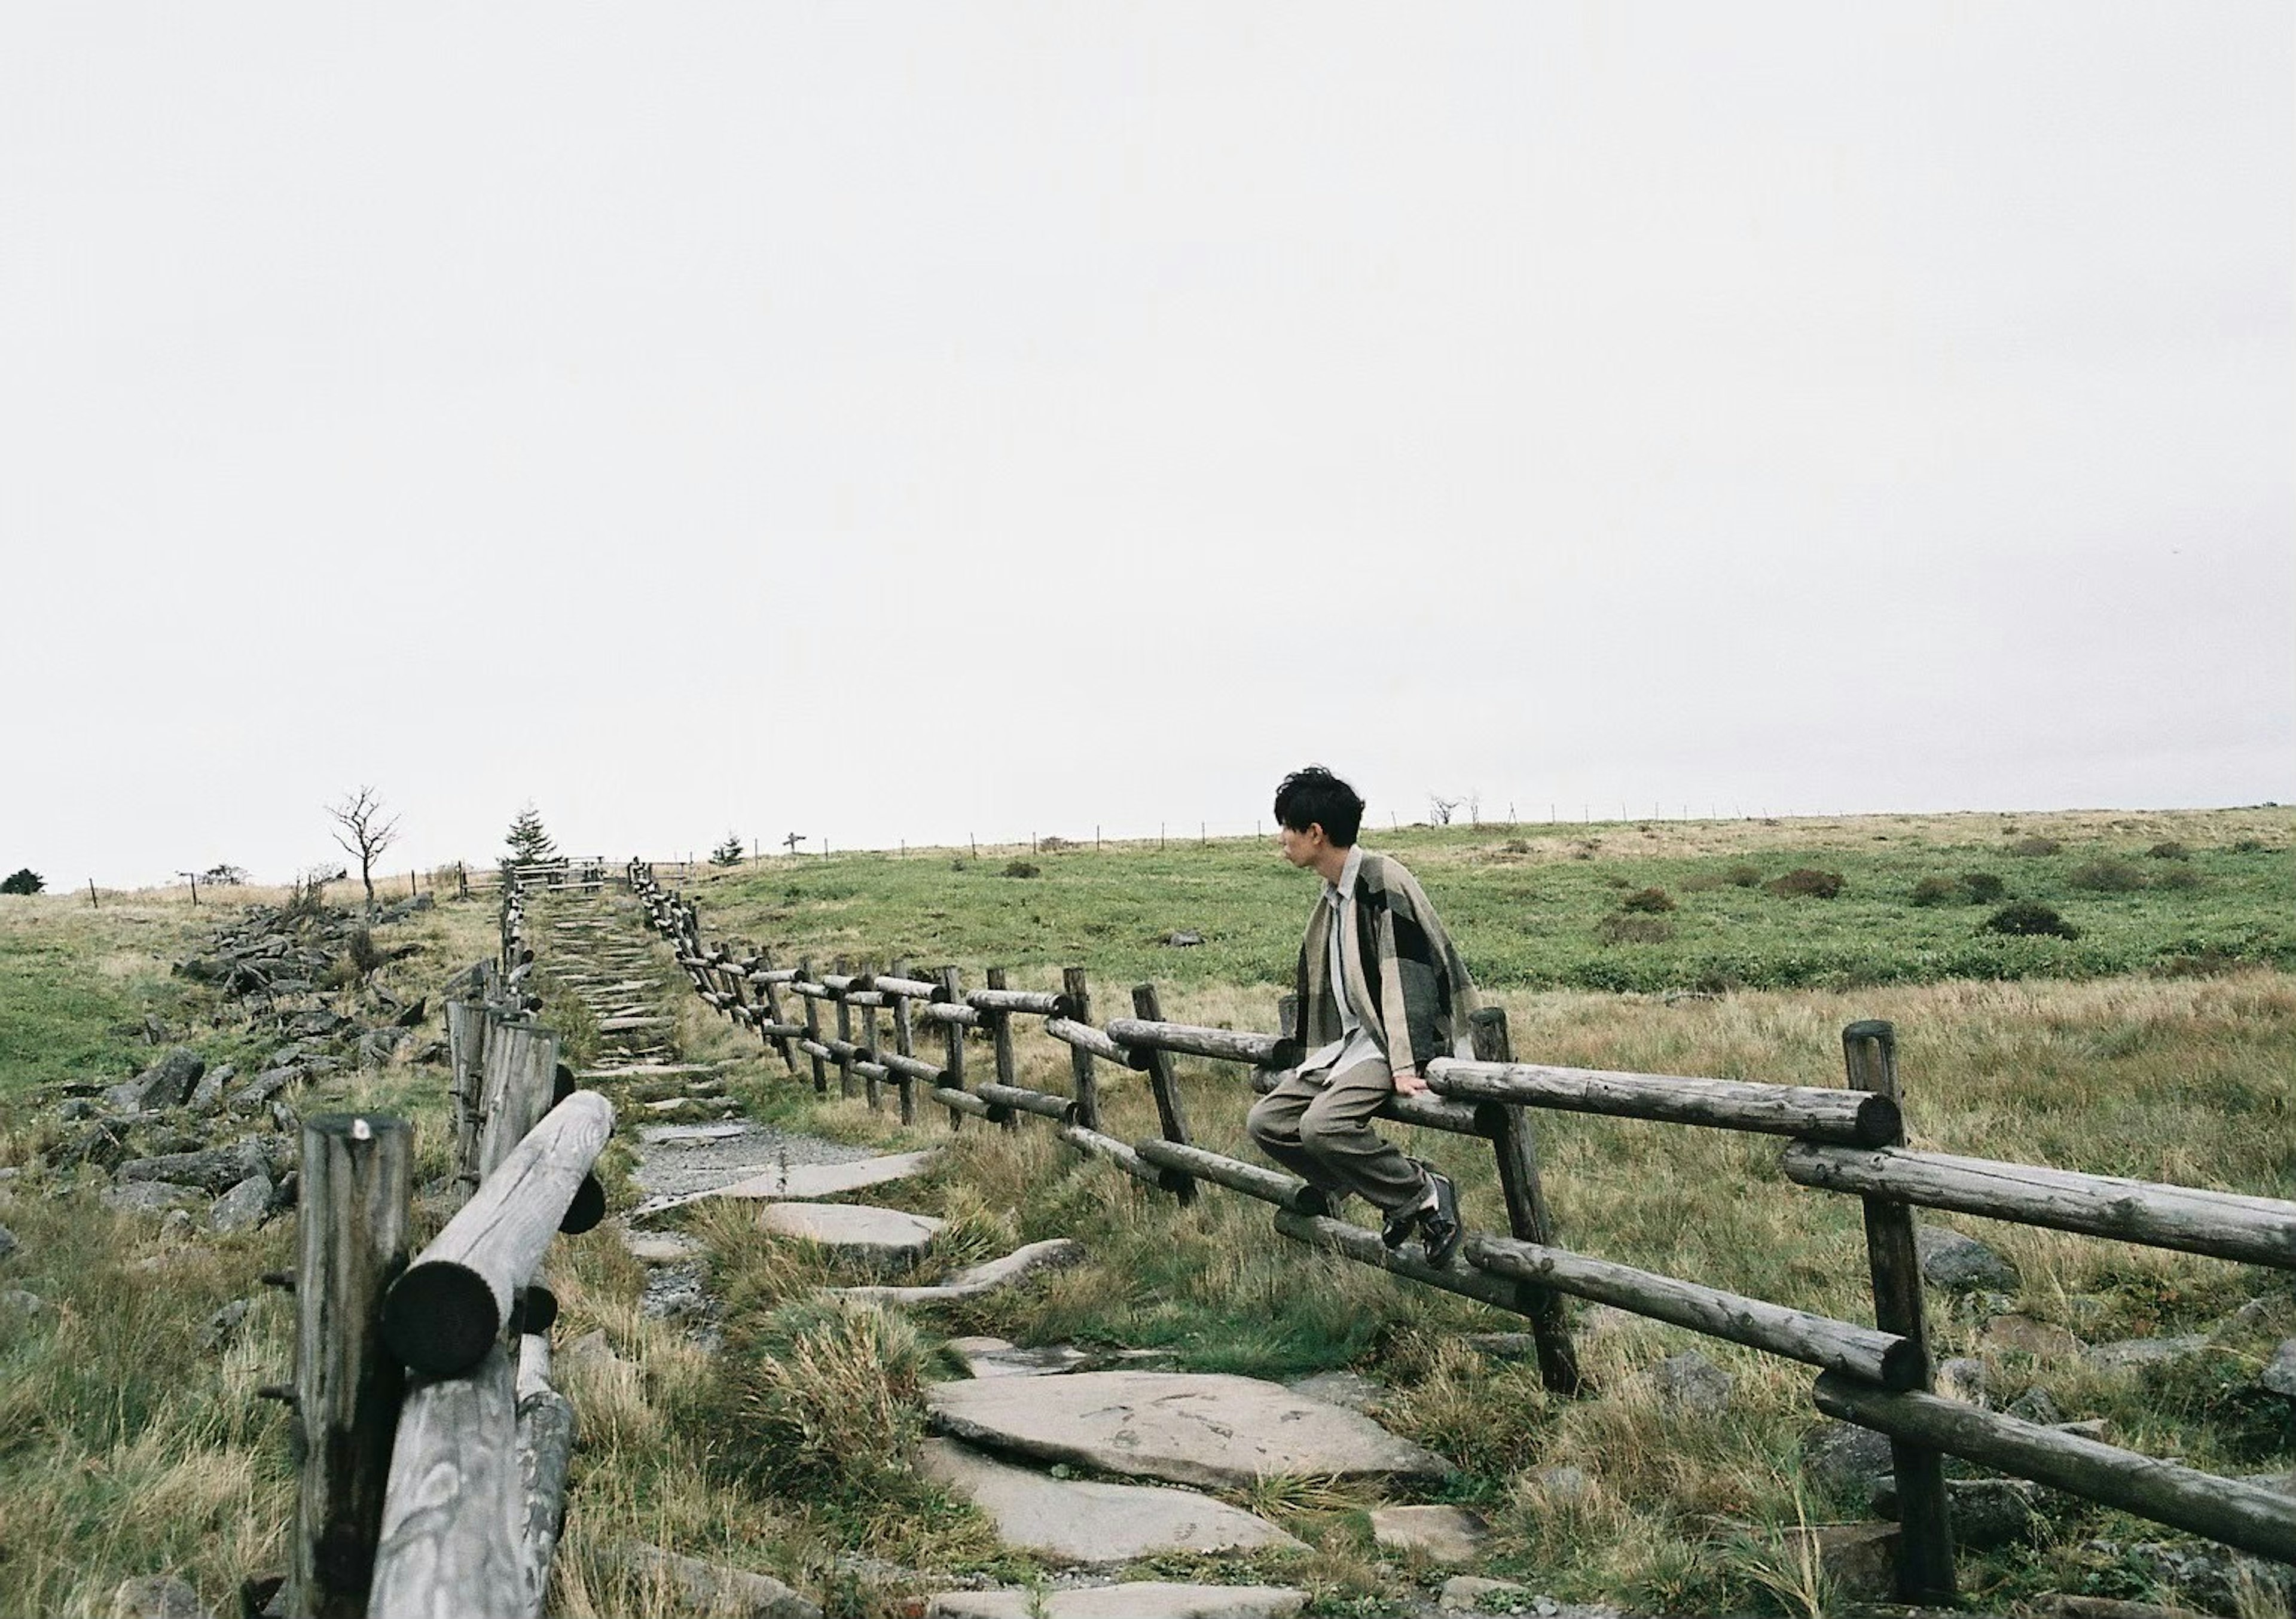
[1245,1055,1429,1213]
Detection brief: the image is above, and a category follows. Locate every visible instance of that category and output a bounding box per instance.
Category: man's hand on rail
[1392,1068,1427,1097]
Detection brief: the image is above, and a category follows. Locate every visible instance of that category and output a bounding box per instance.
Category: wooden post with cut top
[1062,966,1099,1132]
[983,967,1018,1129]
[1843,1019,1956,1605]
[799,957,828,1096]
[832,960,857,1100]
[889,958,919,1124]
[1470,1006,1581,1395]
[1132,983,1196,1204]
[935,965,967,1129]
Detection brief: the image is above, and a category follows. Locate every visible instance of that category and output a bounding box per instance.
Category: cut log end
[381,1261,502,1377]
[560,1172,607,1235]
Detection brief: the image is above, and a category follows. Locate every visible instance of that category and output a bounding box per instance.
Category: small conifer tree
[710,832,746,867]
[504,804,558,867]
[1,867,44,895]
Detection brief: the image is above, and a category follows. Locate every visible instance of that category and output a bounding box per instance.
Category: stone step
[629,1148,941,1218]
[926,1370,1452,1491]
[927,1584,1305,1619]
[918,1438,1303,1564]
[833,1238,1085,1306]
[759,1201,945,1261]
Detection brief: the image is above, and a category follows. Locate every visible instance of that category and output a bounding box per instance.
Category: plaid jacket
[1296,850,1479,1072]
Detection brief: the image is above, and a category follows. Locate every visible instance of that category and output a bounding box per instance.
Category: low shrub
[2151,865,2204,891]
[1001,860,1040,878]
[2147,841,2190,860]
[1619,887,1675,914]
[2008,836,2062,857]
[2231,838,2269,854]
[1983,900,2078,939]
[1909,875,1964,907]
[1764,867,1844,899]
[2067,859,2146,893]
[1724,865,1763,888]
[1678,873,1726,892]
[1594,915,1676,945]
[1037,836,1074,852]
[1961,870,2007,902]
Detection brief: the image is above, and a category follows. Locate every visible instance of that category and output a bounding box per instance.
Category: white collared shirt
[1305,845,1379,1076]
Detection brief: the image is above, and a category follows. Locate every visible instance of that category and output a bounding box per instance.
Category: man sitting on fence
[1248,766,1476,1266]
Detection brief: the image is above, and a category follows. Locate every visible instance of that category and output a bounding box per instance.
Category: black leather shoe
[1417,1168,1463,1268]
[1381,1194,1425,1249]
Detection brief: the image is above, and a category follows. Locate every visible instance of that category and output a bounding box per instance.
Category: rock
[2085,1334,2210,1371]
[596,1541,818,1618]
[228,1068,301,1112]
[48,1118,135,1172]
[947,1337,1097,1379]
[757,1202,944,1261]
[926,1370,1452,1491]
[1369,1504,1490,1563]
[1873,1476,2045,1550]
[1461,1331,1541,1361]
[919,1438,1304,1563]
[186,1064,233,1112]
[103,1181,206,1215]
[641,1122,753,1145]
[1164,931,1205,948]
[2031,1599,2213,1619]
[1776,1522,1898,1602]
[1284,1370,1387,1413]
[2054,1418,2111,1441]
[836,1239,1088,1306]
[119,1142,271,1195]
[357,1028,408,1066]
[391,995,428,1027]
[561,1328,619,1366]
[1937,1355,1988,1404]
[108,1574,214,1618]
[1916,1226,2020,1293]
[2259,1337,2296,1396]
[0,1222,16,1261]
[622,1230,703,1265]
[210,1174,274,1233]
[1646,1350,1732,1414]
[160,1209,193,1238]
[57,1098,97,1122]
[284,1009,349,1040]
[631,1148,941,1217]
[0,1288,45,1330]
[2004,1385,2065,1425]
[268,1101,297,1133]
[124,1048,206,1111]
[1981,1313,2081,1359]
[1800,1421,1895,1501]
[1523,1463,1593,1504]
[1439,1577,1531,1613]
[199,1299,252,1351]
[927,1586,1305,1619]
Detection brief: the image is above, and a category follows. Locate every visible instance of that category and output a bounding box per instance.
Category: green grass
[677,806,2295,996]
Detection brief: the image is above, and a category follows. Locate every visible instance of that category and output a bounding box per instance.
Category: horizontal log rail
[1105,1018,1303,1071]
[1467,1233,1919,1386]
[966,986,1075,1018]
[1813,1373,2296,1563]
[1132,1137,1326,1213]
[973,1081,1076,1122]
[1426,1058,1900,1146]
[1782,1144,2296,1269]
[1044,1016,1126,1063]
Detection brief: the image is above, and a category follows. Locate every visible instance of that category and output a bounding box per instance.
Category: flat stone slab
[639,1122,750,1145]
[926,1370,1452,1490]
[927,1585,1306,1619]
[631,1148,938,1218]
[919,1438,1304,1563]
[760,1202,945,1260]
[577,1062,725,1080]
[622,1229,703,1264]
[948,1336,1097,1378]
[836,1239,1085,1306]
[1369,1504,1491,1564]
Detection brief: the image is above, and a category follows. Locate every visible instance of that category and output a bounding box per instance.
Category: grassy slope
[679,806,2295,995]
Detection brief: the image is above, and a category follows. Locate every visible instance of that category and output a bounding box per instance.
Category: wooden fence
[624,859,2296,1605]
[265,875,609,1619]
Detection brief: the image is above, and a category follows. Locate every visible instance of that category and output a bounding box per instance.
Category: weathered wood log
[1470,1008,1581,1397]
[1059,1123,1164,1190]
[967,986,1073,1018]
[475,1020,563,1178]
[918,1000,983,1028]
[1062,967,1100,1131]
[1131,985,1196,1202]
[445,1000,489,1185]
[1839,1021,1953,1603]
[1133,1137,1324,1212]
[1276,1208,1523,1309]
[514,1334,573,1615]
[798,1038,835,1064]
[290,1114,414,1619]
[381,1092,614,1376]
[1467,1232,1919,1385]
[748,967,802,987]
[1813,1371,2296,1563]
[1106,1018,1303,1071]
[368,1345,526,1618]
[984,969,1019,1132]
[880,1049,944,1084]
[973,1082,1075,1122]
[871,973,939,999]
[889,959,919,1125]
[1781,1143,2296,1269]
[1424,1058,1900,1145]
[1246,1065,1488,1135]
[798,960,827,1095]
[1043,1017,1126,1064]
[934,966,969,1130]
[832,977,857,1100]
[932,1086,994,1119]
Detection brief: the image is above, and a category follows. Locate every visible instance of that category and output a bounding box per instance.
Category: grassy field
[671,805,2294,995]
[2,809,2291,1617]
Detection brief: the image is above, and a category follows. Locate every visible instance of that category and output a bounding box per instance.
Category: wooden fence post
[858,962,883,1113]
[1844,1019,1956,1605]
[983,967,1018,1129]
[890,958,919,1125]
[935,966,967,1129]
[289,1113,414,1619]
[1132,983,1196,1204]
[832,960,857,1101]
[757,949,796,1072]
[799,957,828,1096]
[1062,966,1100,1132]
[444,998,488,1190]
[1470,1007,1582,1395]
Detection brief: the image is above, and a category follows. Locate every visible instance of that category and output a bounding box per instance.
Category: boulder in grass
[0,1222,16,1262]
[108,1575,213,1619]
[1916,1226,2020,1293]
[130,1047,206,1110]
[211,1175,274,1233]
[2257,1338,2296,1398]
[104,1181,206,1215]
[119,1141,272,1195]
[1647,1350,1733,1415]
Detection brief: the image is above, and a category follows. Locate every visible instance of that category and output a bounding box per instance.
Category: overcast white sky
[3,4,2289,886]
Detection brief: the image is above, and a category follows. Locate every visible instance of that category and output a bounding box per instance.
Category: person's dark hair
[1273,766,1364,847]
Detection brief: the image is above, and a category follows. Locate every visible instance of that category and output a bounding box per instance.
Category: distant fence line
[621,858,2296,1607]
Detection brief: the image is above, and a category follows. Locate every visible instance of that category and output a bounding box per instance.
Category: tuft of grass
[1985,900,2079,939]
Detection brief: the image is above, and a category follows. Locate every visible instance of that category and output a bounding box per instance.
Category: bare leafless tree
[327,786,401,918]
[1428,793,1463,826]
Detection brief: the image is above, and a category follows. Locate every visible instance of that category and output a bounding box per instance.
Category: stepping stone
[640,1122,750,1145]
[948,1336,1096,1378]
[600,1015,673,1032]
[1369,1504,1491,1564]
[621,1229,703,1264]
[919,1438,1304,1564]
[1286,1370,1387,1413]
[578,1062,724,1080]
[759,1202,945,1260]
[630,1150,940,1219]
[836,1239,1085,1306]
[927,1585,1305,1619]
[926,1370,1452,1490]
